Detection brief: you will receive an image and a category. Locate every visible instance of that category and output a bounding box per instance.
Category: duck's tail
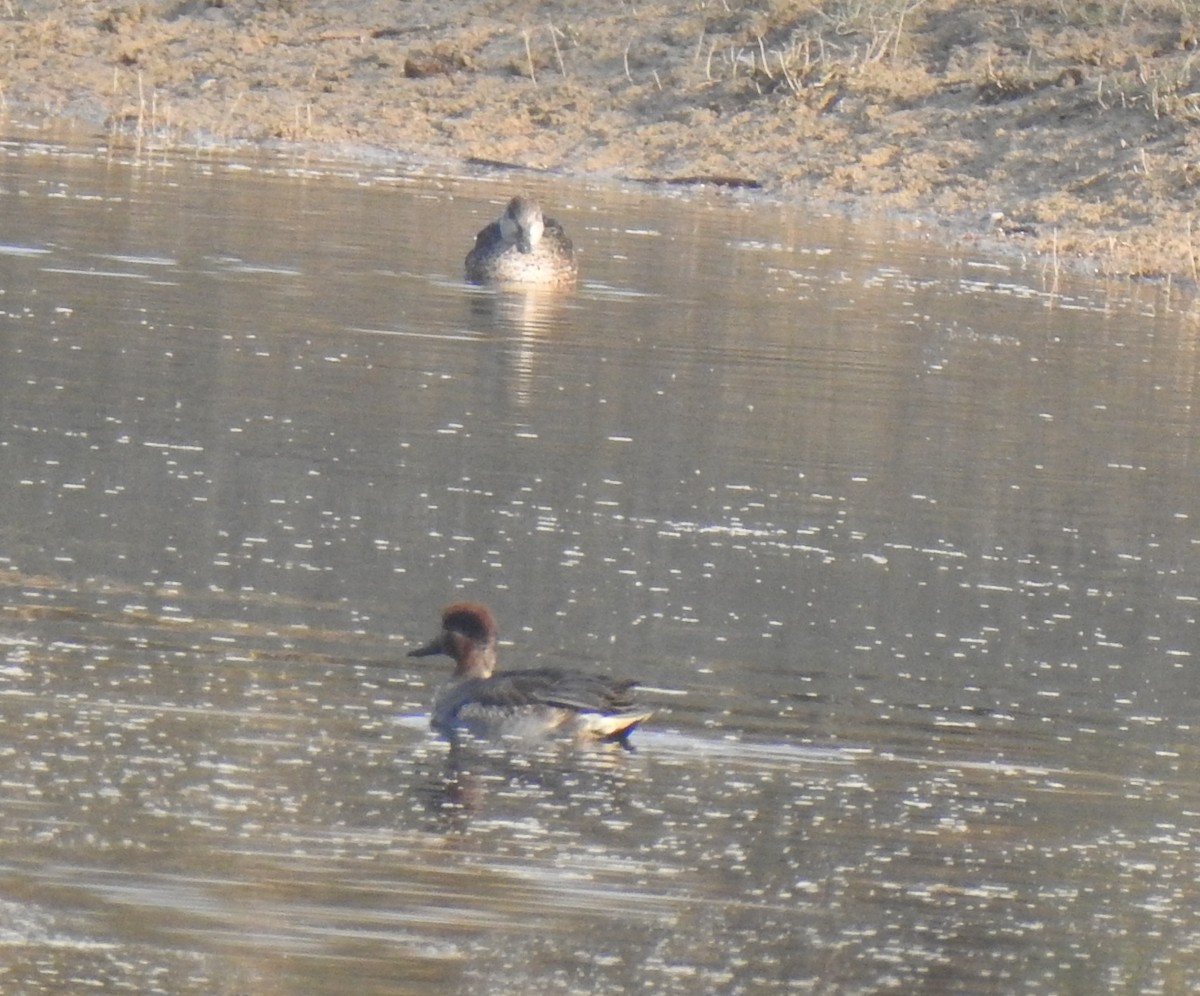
[586,710,654,749]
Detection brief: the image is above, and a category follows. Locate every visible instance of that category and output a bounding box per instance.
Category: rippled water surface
[3,128,1200,994]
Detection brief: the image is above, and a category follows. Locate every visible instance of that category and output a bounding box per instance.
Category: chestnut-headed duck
[409,602,651,744]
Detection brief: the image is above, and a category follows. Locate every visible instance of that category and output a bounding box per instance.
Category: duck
[464,194,578,286]
[408,601,652,744]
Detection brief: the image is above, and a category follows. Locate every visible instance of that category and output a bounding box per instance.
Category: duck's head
[498,195,545,254]
[408,601,499,677]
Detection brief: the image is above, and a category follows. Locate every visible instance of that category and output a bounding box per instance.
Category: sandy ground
[4,0,1200,284]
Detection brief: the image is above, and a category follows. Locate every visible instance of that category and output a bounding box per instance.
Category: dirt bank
[4,0,1200,284]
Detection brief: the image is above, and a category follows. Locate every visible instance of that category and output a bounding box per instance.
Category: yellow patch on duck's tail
[575,710,655,744]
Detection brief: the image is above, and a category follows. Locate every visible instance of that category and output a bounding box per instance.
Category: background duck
[464,194,578,286]
[409,601,652,745]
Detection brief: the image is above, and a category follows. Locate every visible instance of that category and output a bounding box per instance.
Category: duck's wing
[479,668,641,715]
[467,220,504,254]
[541,217,575,256]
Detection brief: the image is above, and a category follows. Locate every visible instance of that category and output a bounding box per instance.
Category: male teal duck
[409,602,651,744]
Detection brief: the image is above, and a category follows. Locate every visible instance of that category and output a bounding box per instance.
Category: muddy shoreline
[4,1,1200,287]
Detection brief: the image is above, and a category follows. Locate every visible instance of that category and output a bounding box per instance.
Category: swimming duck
[408,602,652,744]
[464,194,578,286]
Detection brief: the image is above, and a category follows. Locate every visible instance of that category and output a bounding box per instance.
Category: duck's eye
[444,611,489,642]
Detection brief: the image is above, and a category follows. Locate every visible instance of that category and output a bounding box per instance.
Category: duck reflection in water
[412,735,642,829]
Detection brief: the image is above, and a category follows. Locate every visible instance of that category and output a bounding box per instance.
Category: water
[2,126,1200,993]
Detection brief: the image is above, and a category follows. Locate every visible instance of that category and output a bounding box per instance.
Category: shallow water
[2,126,1200,994]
